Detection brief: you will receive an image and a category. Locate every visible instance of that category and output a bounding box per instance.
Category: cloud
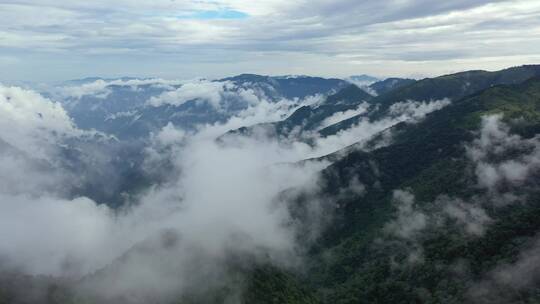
[381,115,540,271]
[0,82,452,293]
[224,97,451,160]
[148,79,229,108]
[468,234,540,303]
[385,190,428,239]
[60,80,113,99]
[0,195,118,277]
[0,85,336,302]
[2,0,540,81]
[440,197,491,236]
[318,102,370,129]
[383,191,493,264]
[312,98,451,156]
[467,114,540,190]
[388,98,451,120]
[146,78,289,112]
[57,78,183,100]
[0,84,81,159]
[82,130,330,300]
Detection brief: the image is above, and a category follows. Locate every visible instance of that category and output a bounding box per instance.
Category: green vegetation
[320,65,540,137]
[299,76,540,303]
[3,68,540,304]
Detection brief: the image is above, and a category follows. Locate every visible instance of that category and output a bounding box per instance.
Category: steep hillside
[304,77,540,303]
[3,69,540,304]
[320,65,540,137]
[223,84,373,140]
[369,78,416,95]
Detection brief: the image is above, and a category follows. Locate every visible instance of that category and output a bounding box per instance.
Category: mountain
[319,65,540,137]
[215,68,540,303]
[369,77,416,95]
[221,74,350,100]
[322,84,373,105]
[222,84,373,141]
[292,76,540,303]
[3,66,540,304]
[54,75,349,139]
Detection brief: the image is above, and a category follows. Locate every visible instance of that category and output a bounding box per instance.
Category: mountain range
[2,65,540,304]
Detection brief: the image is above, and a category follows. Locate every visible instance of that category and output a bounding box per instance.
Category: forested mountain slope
[320,65,540,137]
[2,68,540,304]
[300,76,540,303]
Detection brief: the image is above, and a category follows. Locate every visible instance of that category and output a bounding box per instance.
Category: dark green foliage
[301,76,540,303]
[323,85,373,106]
[4,68,540,304]
[320,65,540,137]
[243,266,320,304]
[218,75,540,303]
[369,78,416,96]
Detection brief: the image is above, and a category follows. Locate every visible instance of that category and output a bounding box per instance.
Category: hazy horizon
[6,65,540,86]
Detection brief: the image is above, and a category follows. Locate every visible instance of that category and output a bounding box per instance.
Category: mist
[0,83,339,302]
[2,75,532,303]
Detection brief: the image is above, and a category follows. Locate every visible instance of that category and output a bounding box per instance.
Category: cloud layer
[1,0,540,81]
[0,84,338,302]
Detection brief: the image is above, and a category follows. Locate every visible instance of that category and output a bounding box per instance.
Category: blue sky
[0,0,539,82]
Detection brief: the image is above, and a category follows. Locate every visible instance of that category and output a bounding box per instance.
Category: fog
[0,83,336,302]
[0,80,473,302]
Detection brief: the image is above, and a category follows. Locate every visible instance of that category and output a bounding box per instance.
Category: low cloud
[148,80,228,108]
[312,98,451,156]
[385,190,428,240]
[388,99,451,120]
[468,234,540,303]
[57,78,182,100]
[147,79,273,111]
[467,114,540,190]
[0,85,334,302]
[0,84,81,159]
[383,191,492,264]
[318,102,370,129]
[441,197,491,236]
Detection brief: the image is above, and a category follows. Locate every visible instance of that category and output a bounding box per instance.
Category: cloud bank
[0,84,337,302]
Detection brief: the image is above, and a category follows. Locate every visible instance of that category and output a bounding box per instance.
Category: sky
[1,0,540,82]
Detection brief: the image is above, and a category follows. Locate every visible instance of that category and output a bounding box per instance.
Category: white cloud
[0,195,118,277]
[146,78,300,113]
[441,198,491,236]
[469,234,540,302]
[148,80,227,108]
[467,114,540,190]
[384,191,493,265]
[385,190,428,239]
[57,78,183,100]
[0,87,334,301]
[0,85,81,159]
[388,98,451,120]
[2,0,540,81]
[60,79,112,99]
[319,102,370,129]
[312,98,451,156]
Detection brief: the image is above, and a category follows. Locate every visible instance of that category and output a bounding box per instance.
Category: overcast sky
[1,0,540,82]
